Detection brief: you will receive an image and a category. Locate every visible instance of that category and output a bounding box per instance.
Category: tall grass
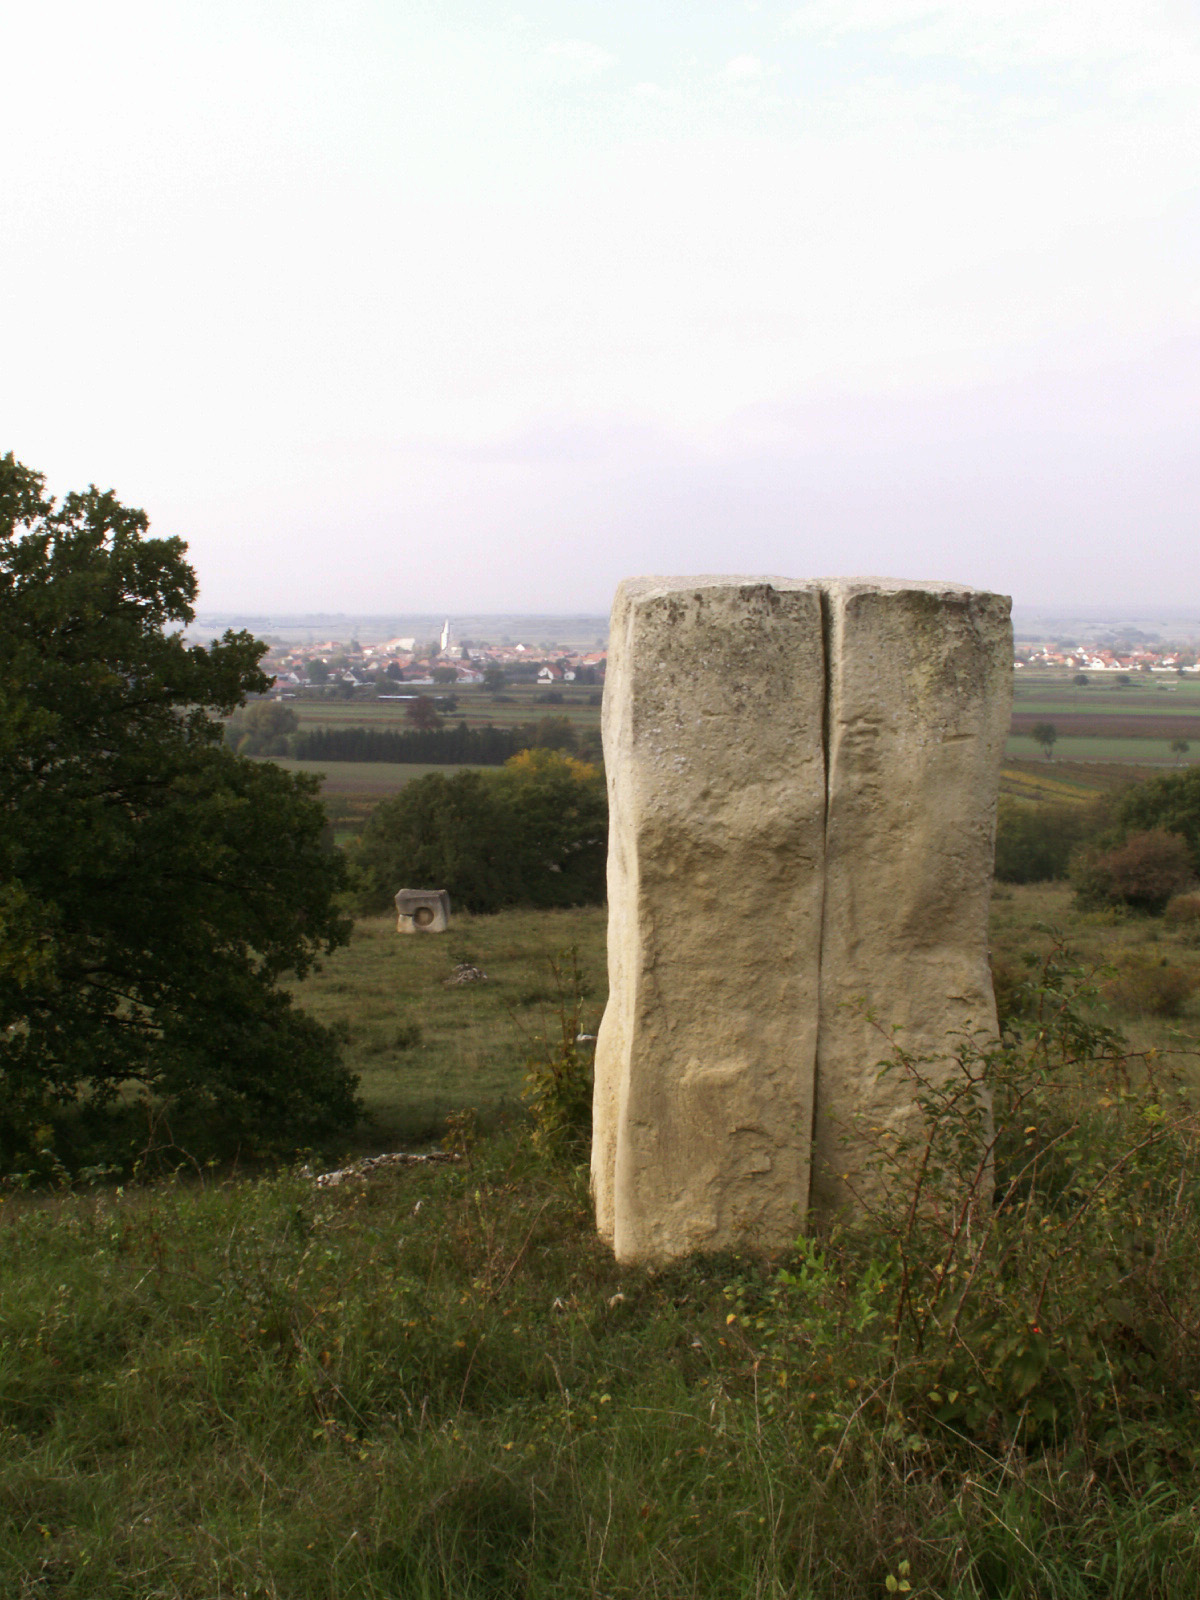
[4,931,1200,1596]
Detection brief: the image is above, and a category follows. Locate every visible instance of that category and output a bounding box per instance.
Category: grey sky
[3,1,1197,613]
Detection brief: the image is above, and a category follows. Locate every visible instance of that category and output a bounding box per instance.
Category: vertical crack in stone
[808,579,835,1199]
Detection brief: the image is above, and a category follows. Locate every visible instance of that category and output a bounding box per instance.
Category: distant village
[1016,643,1200,673]
[259,623,1200,694]
[261,621,606,692]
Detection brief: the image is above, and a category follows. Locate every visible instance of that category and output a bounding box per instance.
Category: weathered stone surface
[592,578,827,1265]
[395,888,451,933]
[593,575,1011,1264]
[811,581,1012,1217]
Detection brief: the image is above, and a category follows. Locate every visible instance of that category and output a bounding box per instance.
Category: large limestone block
[594,575,1012,1264]
[592,578,828,1265]
[810,581,1012,1217]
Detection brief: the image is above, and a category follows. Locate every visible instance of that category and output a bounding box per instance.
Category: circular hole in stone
[413,906,435,927]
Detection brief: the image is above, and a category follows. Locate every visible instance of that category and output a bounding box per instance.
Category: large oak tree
[0,455,358,1172]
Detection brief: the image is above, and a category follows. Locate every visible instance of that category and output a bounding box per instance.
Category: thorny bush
[722,933,1200,1473]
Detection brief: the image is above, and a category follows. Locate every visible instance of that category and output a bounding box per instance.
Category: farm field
[260,757,481,796]
[998,755,1158,801]
[287,684,603,737]
[1007,732,1199,765]
[1010,669,1200,765]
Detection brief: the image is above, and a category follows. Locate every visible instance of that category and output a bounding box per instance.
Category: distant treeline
[293,723,524,765]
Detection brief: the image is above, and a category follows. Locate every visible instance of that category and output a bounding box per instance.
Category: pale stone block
[593,575,1011,1263]
[592,578,827,1265]
[395,888,451,933]
[810,581,1011,1216]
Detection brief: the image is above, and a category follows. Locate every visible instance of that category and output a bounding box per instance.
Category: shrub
[521,948,595,1163]
[1101,952,1196,1018]
[1165,892,1200,926]
[994,798,1097,883]
[1071,827,1194,912]
[733,937,1200,1459]
[1115,764,1200,874]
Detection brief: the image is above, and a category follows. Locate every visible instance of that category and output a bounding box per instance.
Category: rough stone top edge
[614,575,1011,609]
[614,575,818,603]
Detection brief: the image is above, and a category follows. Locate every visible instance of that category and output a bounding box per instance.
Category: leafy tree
[406,695,443,733]
[306,658,329,684]
[1114,766,1200,874]
[432,665,458,685]
[483,665,506,692]
[993,799,1097,884]
[224,698,298,756]
[531,714,578,753]
[1073,672,1089,686]
[385,661,403,681]
[1170,737,1190,764]
[492,749,607,908]
[0,455,358,1173]
[352,750,606,914]
[1115,674,1132,687]
[1031,721,1058,760]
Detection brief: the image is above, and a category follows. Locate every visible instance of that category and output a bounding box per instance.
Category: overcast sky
[3,1,1197,614]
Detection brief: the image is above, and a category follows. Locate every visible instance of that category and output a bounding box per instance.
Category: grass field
[7,888,1200,1596]
[281,886,1200,1159]
[292,906,608,1153]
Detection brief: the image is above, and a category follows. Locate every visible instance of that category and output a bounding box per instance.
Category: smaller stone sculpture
[395,888,451,934]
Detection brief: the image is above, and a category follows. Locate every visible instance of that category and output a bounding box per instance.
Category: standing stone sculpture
[592,577,1011,1265]
[395,888,451,934]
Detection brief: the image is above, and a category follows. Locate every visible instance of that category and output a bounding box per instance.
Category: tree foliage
[224,698,299,756]
[405,695,443,733]
[352,749,607,914]
[0,455,358,1173]
[993,798,1098,884]
[1112,765,1200,876]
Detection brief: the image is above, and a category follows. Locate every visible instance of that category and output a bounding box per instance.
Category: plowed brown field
[1011,713,1200,739]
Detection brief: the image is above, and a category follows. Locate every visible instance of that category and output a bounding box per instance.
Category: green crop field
[1007,733,1200,766]
[288,684,603,736]
[1008,670,1200,765]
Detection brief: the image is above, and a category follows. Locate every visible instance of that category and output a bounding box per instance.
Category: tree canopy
[352,748,607,914]
[1114,766,1200,876]
[0,455,358,1173]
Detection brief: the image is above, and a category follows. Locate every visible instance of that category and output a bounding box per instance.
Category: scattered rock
[444,962,488,985]
[309,1151,460,1188]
